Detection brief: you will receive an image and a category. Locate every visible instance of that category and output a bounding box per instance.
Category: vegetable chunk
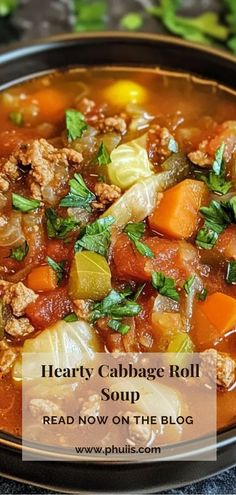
[149,179,208,239]
[200,292,236,336]
[69,251,111,301]
[27,265,57,292]
[103,80,147,107]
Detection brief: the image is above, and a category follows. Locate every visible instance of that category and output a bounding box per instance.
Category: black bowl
[0,33,236,493]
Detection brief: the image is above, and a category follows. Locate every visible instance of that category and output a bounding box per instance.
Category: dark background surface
[0,0,236,493]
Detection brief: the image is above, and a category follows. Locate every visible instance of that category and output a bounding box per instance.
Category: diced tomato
[112,234,197,284]
[25,287,73,329]
[46,239,73,263]
[214,225,236,260]
[206,121,236,162]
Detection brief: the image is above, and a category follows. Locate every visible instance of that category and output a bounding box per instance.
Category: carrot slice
[27,265,57,292]
[31,88,70,122]
[201,291,236,337]
[148,179,208,239]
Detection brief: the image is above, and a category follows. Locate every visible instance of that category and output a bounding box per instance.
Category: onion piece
[126,103,154,132]
[0,211,25,248]
[153,294,180,313]
[13,319,102,382]
[102,152,190,228]
[180,275,203,332]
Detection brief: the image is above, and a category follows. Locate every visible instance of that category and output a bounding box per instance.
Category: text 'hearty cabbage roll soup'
[0,67,236,438]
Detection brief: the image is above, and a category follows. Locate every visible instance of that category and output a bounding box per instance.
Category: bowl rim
[0,31,236,465]
[1,31,236,65]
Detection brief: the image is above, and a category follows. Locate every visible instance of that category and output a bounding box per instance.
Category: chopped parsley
[124,222,155,259]
[108,319,130,335]
[151,271,180,302]
[12,193,40,212]
[198,288,208,301]
[64,312,78,322]
[196,196,236,249]
[95,142,110,166]
[75,216,115,257]
[47,256,65,283]
[90,288,141,334]
[60,173,95,210]
[65,109,88,142]
[226,261,236,285]
[9,111,24,127]
[10,241,29,261]
[183,275,196,295]
[45,208,79,240]
[198,144,232,195]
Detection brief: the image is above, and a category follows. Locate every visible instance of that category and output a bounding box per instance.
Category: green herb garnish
[90,289,141,323]
[65,109,88,142]
[74,0,106,32]
[152,272,179,301]
[12,193,40,212]
[196,197,236,249]
[75,216,115,257]
[45,208,79,240]
[47,256,65,283]
[108,319,130,335]
[198,144,232,195]
[198,288,208,301]
[147,2,229,45]
[183,275,196,295]
[120,12,143,31]
[0,0,18,17]
[226,261,236,284]
[9,111,24,127]
[10,241,29,261]
[151,271,179,301]
[95,142,110,166]
[60,173,95,210]
[64,312,78,322]
[124,222,155,259]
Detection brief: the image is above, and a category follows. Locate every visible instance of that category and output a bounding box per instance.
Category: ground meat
[0,174,9,192]
[147,125,175,165]
[80,394,100,417]
[0,280,38,317]
[0,339,18,376]
[29,398,64,419]
[98,116,127,134]
[5,316,34,338]
[73,299,91,320]
[2,157,19,180]
[188,121,236,167]
[92,182,121,210]
[127,411,152,445]
[188,147,212,167]
[79,97,96,115]
[3,138,83,200]
[201,349,236,389]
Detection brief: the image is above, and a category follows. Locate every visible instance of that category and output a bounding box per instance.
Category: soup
[0,67,236,442]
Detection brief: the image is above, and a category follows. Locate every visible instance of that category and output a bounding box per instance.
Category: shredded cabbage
[102,152,190,228]
[13,319,101,381]
[108,134,153,190]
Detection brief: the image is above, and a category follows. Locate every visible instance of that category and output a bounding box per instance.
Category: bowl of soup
[0,33,236,492]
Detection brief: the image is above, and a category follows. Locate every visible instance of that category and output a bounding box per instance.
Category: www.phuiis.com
[75,445,162,455]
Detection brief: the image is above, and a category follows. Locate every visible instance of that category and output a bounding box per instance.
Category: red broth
[0,67,236,438]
